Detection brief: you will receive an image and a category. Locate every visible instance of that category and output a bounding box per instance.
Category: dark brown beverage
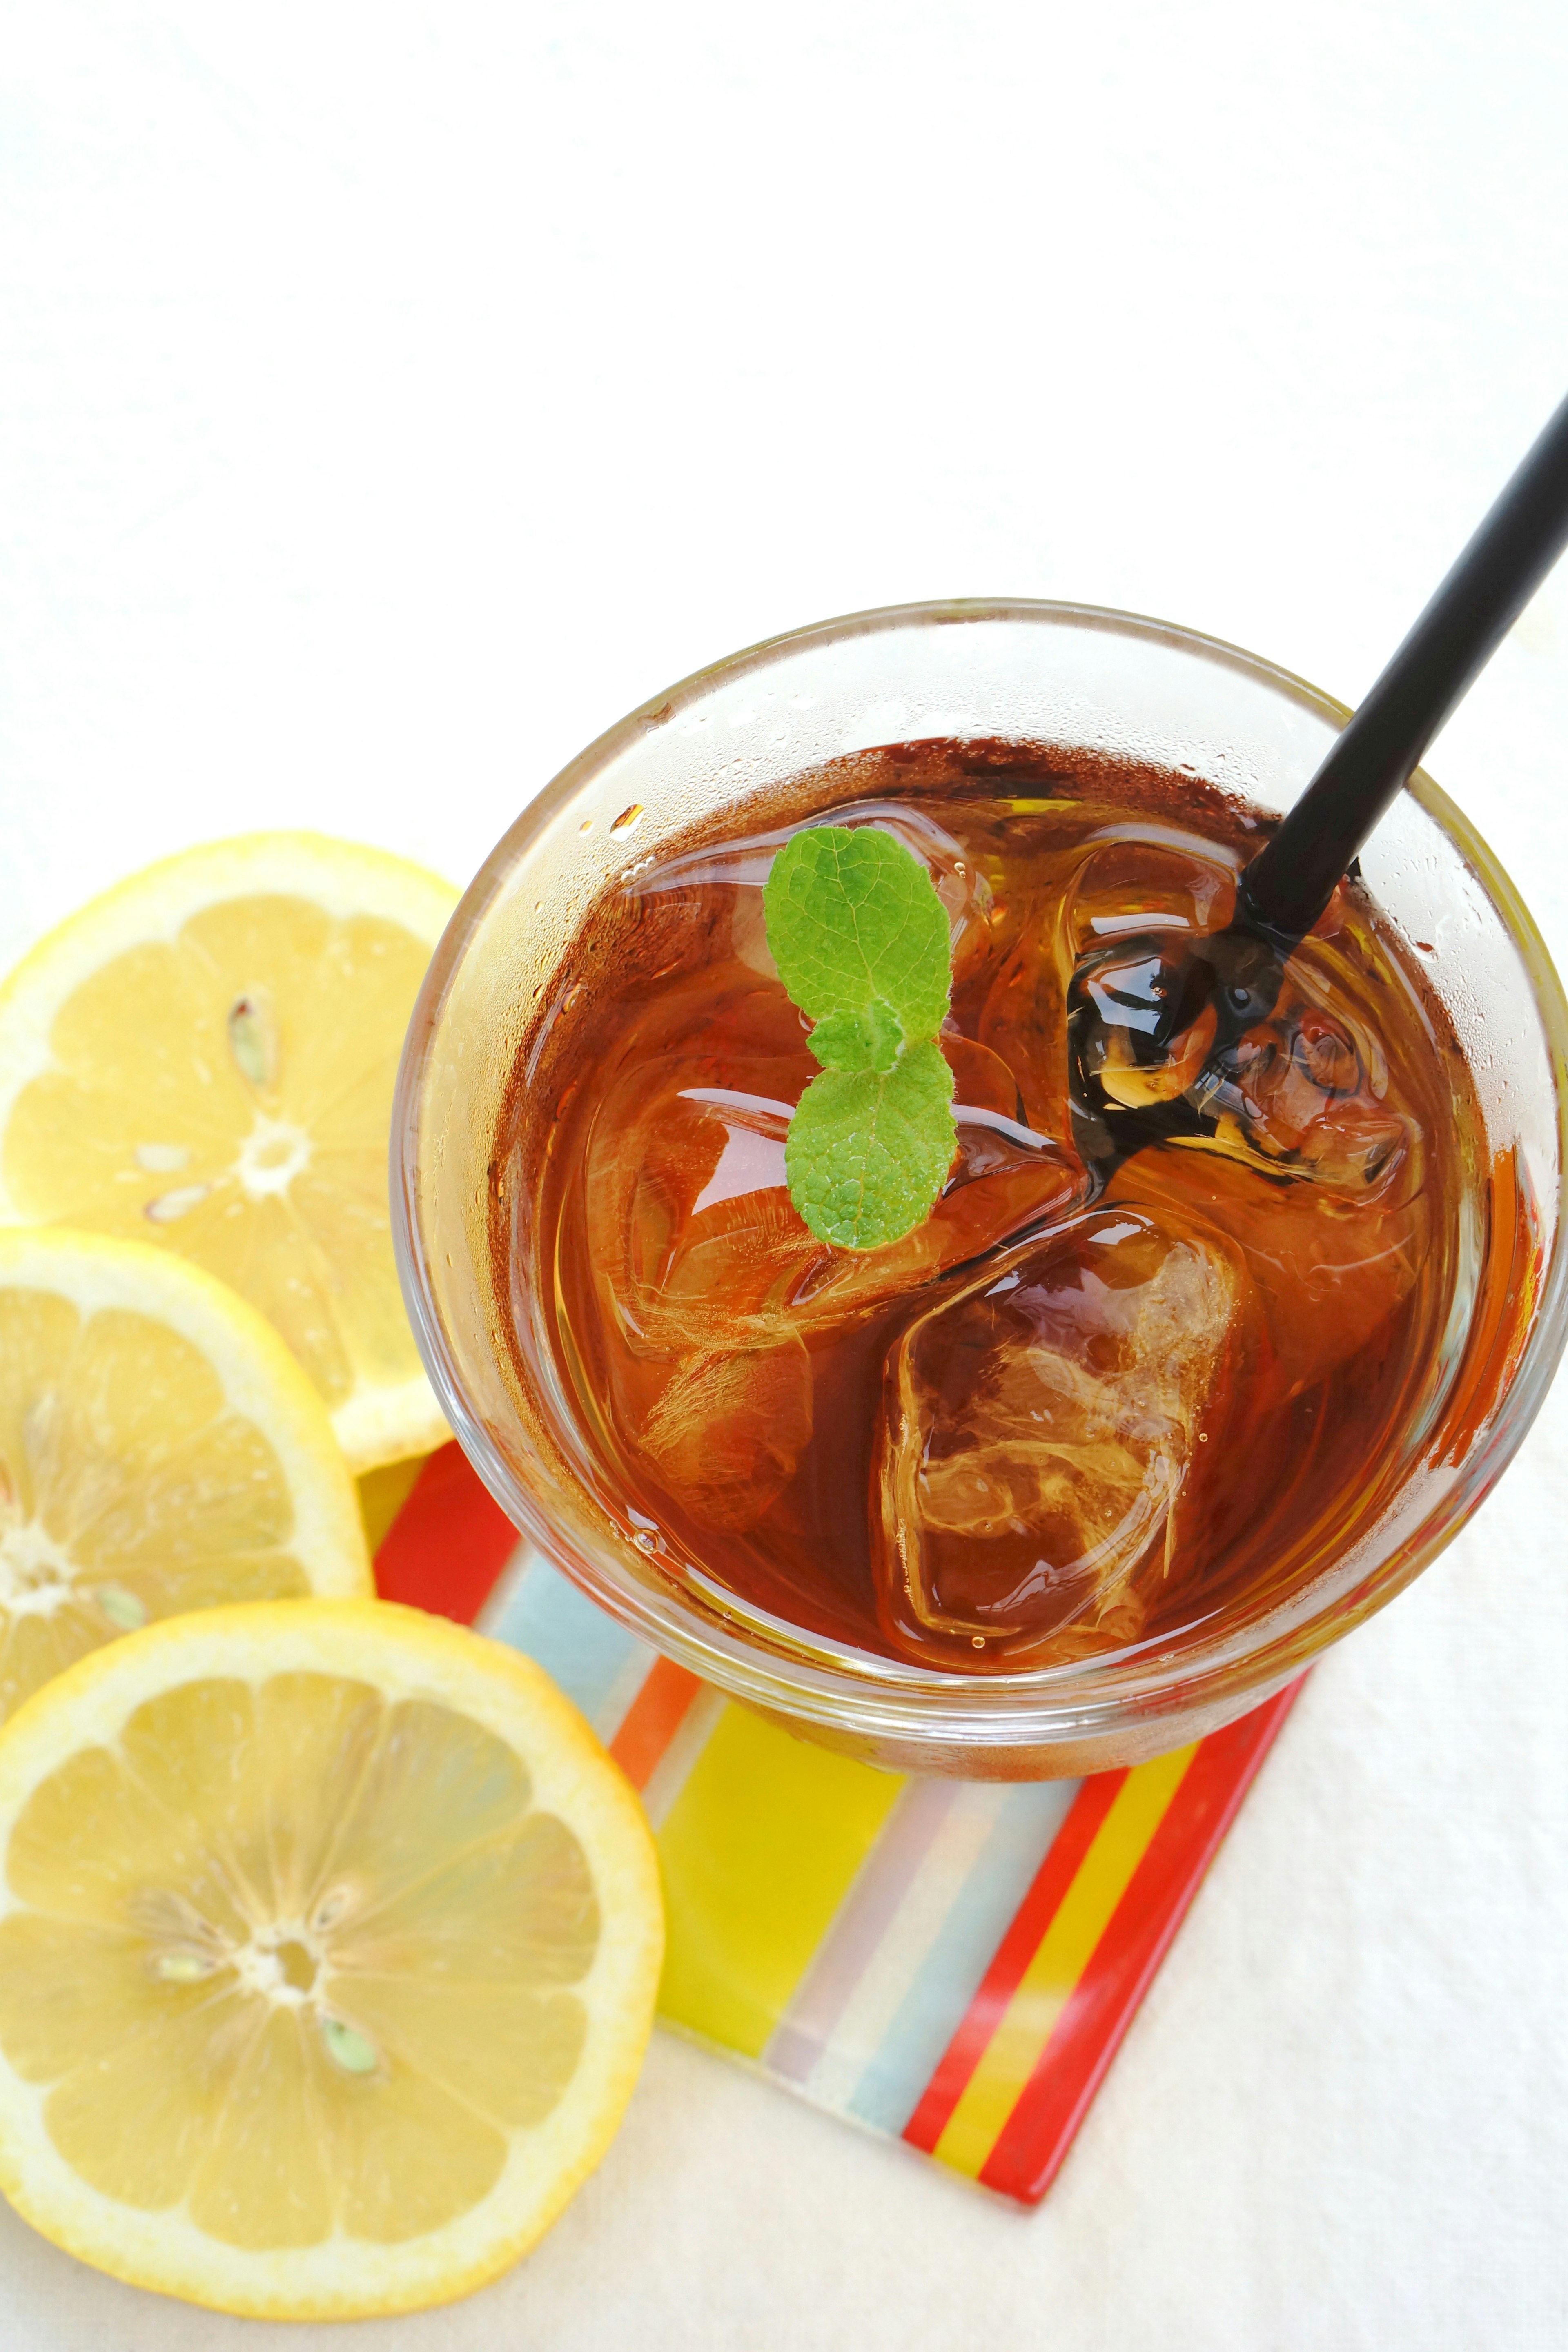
[496,741,1491,1675]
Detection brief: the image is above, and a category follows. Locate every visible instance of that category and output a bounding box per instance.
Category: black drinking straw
[1239,387,1568,949]
[1068,389,1568,1172]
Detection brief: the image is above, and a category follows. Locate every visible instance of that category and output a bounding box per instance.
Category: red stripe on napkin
[902,1768,1129,2156]
[373,1441,520,1623]
[980,1677,1306,2201]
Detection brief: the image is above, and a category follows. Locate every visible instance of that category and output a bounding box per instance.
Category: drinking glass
[392,602,1568,1777]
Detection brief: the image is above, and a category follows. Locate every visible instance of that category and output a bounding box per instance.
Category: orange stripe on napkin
[609,1655,706,1791]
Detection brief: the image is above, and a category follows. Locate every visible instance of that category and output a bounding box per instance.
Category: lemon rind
[0,1601,662,2320]
[332,1372,451,1480]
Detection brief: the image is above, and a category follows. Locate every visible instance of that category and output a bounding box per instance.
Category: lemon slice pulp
[0,1601,662,2318]
[0,835,459,1470]
[0,1228,369,1728]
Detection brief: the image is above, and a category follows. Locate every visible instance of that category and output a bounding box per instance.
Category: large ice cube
[1183,979,1417,1197]
[975,832,1242,1143]
[873,1207,1245,1668]
[584,1037,1086,1363]
[1103,1144,1427,1395]
[622,799,998,998]
[1064,862,1422,1204]
[579,1012,1087,1534]
[1065,832,1240,956]
[631,1337,815,1530]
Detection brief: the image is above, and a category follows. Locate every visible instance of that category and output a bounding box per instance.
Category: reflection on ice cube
[873,1207,1242,1668]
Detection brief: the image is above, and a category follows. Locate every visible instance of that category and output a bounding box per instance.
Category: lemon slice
[0,835,459,1471]
[0,1600,662,2318]
[0,1228,370,1728]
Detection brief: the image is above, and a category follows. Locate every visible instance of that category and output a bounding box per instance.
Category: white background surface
[2,4,1567,2345]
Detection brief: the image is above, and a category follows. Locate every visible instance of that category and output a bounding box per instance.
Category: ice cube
[1065,833,1239,955]
[1082,942,1432,1393]
[1061,856,1422,1204]
[633,1337,815,1530]
[622,799,998,996]
[976,833,1241,1143]
[873,1207,1245,1668]
[583,1039,1086,1363]
[1185,982,1417,1198]
[1103,1143,1427,1395]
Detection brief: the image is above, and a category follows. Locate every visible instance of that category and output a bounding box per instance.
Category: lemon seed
[321,2016,379,2074]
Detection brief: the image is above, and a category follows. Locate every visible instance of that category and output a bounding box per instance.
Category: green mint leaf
[784,1040,957,1252]
[762,825,952,1043]
[763,825,959,1250]
[808,996,906,1074]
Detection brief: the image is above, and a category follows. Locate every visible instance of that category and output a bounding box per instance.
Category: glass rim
[392,597,1568,1747]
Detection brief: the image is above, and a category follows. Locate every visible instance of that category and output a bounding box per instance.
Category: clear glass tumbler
[391,602,1568,1777]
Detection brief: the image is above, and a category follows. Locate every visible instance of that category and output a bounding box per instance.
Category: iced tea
[494,739,1496,1675]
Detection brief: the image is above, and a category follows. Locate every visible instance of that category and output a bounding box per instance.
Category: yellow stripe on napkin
[657,1705,906,2057]
[934,1743,1196,2176]
[357,1454,428,1555]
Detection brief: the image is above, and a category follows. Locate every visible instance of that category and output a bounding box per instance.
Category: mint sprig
[762,826,957,1250]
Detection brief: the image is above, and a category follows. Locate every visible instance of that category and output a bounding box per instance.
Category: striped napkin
[361,1445,1300,2205]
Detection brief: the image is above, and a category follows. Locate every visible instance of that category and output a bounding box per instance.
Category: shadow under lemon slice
[0,1599,662,2319]
[0,1227,371,1728]
[0,833,459,1472]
